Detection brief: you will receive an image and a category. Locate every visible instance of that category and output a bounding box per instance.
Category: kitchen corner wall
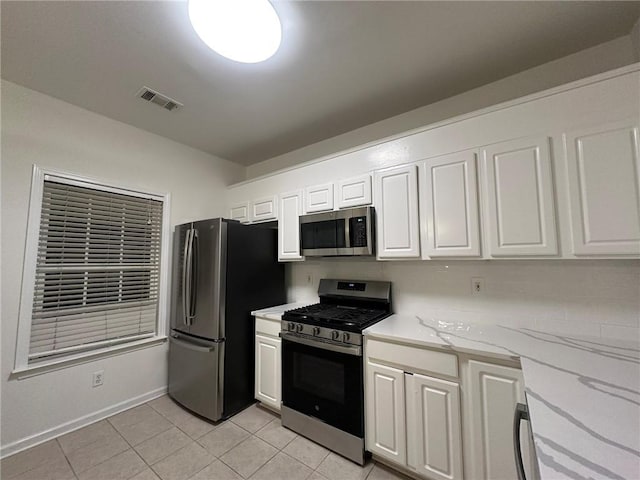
[287,260,640,341]
[0,80,245,455]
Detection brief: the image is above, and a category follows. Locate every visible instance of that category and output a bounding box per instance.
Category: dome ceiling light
[188,0,282,64]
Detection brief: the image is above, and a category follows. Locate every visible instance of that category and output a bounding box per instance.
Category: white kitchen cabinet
[365,337,535,480]
[337,174,372,208]
[251,195,278,223]
[229,201,250,223]
[255,334,281,411]
[278,190,304,261]
[365,360,406,465]
[564,121,640,256]
[419,151,481,258]
[305,183,334,213]
[254,316,282,411]
[406,373,463,480]
[374,164,421,259]
[481,136,558,256]
[366,339,464,480]
[464,359,534,480]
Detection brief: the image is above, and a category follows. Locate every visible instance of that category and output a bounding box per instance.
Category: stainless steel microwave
[299,206,375,256]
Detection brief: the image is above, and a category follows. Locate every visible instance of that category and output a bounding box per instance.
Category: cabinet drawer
[366,339,458,378]
[255,316,281,337]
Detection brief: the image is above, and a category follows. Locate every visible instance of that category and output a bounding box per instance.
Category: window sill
[10,336,167,380]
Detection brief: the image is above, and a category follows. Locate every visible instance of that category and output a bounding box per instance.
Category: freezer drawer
[168,334,223,421]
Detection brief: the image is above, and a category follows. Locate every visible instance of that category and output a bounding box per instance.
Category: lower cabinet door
[366,361,406,464]
[465,360,534,480]
[406,373,463,480]
[255,334,281,410]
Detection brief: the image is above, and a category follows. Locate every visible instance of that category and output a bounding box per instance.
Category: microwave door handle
[181,228,192,326]
[344,216,351,248]
[188,230,199,324]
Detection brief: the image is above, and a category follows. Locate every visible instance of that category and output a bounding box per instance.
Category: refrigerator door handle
[170,334,216,353]
[182,228,193,326]
[188,230,199,323]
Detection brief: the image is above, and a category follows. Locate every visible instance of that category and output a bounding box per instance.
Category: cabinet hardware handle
[513,402,530,480]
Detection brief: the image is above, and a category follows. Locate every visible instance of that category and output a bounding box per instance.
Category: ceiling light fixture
[188,0,282,64]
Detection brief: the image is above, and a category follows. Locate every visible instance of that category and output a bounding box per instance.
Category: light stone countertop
[364,314,640,480]
[251,302,311,321]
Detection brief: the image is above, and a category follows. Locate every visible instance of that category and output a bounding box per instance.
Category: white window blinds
[28,179,164,363]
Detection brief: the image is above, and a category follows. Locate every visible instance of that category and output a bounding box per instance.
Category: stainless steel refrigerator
[168,218,285,421]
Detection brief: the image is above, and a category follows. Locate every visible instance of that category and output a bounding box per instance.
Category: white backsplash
[287,259,640,341]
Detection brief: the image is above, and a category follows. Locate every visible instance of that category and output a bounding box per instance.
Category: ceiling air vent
[136,86,183,112]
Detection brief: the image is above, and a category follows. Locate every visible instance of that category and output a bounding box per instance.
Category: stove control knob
[342,332,350,343]
[295,324,304,333]
[331,330,340,341]
[313,327,321,336]
[287,322,296,332]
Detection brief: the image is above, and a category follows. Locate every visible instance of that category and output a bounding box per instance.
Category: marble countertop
[365,314,640,480]
[251,302,310,321]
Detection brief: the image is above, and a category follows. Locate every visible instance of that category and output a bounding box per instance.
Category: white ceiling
[2,1,639,166]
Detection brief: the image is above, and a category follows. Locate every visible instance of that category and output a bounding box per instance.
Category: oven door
[281,334,364,437]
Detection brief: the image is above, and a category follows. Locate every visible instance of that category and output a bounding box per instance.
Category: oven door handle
[281,332,362,357]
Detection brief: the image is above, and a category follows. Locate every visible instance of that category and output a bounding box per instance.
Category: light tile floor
[1,396,412,480]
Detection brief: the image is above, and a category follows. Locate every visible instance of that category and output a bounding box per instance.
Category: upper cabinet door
[481,136,558,256]
[305,183,334,213]
[278,190,304,262]
[374,164,421,259]
[229,201,250,224]
[564,121,640,256]
[338,174,372,209]
[419,151,481,258]
[251,195,278,223]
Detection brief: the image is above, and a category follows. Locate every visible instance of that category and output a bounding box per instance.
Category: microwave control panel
[349,216,368,247]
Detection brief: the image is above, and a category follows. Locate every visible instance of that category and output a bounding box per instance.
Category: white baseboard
[0,386,167,459]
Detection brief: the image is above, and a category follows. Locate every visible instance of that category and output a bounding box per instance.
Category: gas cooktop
[283,303,389,331]
[282,279,392,333]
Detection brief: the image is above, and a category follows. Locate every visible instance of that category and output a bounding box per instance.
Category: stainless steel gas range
[280,278,392,465]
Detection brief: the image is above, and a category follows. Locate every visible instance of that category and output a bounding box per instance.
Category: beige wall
[0,80,244,454]
[632,17,640,61]
[247,35,638,179]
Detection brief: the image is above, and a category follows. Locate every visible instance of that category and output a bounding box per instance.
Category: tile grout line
[138,401,221,474]
[56,439,79,480]
[60,427,129,479]
[67,408,165,480]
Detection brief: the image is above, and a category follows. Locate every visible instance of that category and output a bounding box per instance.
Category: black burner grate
[283,303,389,330]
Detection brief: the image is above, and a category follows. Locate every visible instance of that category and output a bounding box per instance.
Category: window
[15,167,170,371]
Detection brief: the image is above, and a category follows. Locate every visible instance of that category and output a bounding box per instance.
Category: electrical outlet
[471,277,484,295]
[92,370,104,387]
